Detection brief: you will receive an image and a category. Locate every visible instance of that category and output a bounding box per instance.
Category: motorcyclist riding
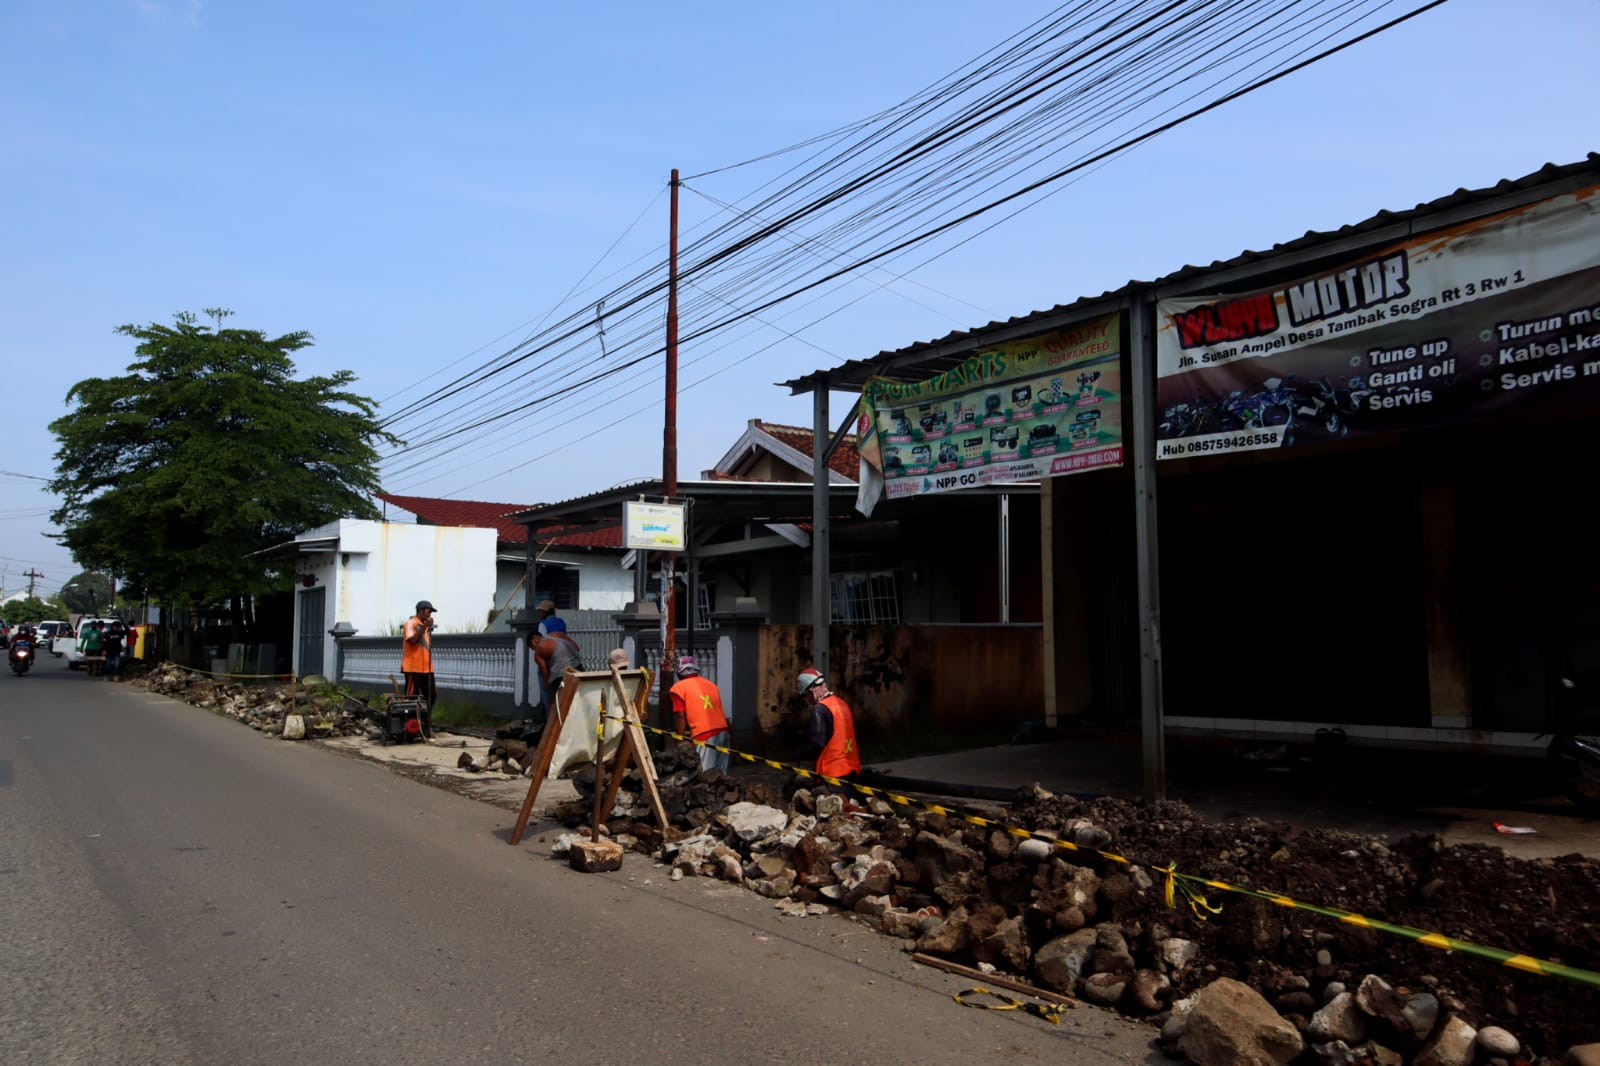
[9,624,37,675]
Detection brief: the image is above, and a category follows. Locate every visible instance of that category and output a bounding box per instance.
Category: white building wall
[294,519,498,675]
[571,554,633,611]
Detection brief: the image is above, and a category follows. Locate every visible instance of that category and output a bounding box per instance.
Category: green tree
[48,310,399,622]
[2,595,51,623]
[58,571,114,615]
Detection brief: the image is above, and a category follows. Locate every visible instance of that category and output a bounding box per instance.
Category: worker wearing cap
[798,666,860,781]
[670,655,730,774]
[535,598,558,637]
[403,600,437,738]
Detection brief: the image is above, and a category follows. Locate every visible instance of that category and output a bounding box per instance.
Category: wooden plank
[619,665,672,834]
[508,679,579,846]
[910,953,1078,1007]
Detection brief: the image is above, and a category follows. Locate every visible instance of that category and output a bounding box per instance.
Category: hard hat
[796,667,824,695]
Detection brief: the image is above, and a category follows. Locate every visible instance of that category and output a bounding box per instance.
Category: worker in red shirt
[669,655,730,774]
[797,666,860,782]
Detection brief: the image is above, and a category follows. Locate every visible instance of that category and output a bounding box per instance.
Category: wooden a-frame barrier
[508,665,670,846]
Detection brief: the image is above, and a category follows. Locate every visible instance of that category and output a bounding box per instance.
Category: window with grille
[830,570,900,625]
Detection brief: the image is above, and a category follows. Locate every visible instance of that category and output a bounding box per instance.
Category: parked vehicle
[0,619,9,649]
[65,617,124,671]
[37,620,70,656]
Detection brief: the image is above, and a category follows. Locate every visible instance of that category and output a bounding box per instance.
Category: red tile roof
[378,493,624,550]
[753,420,860,480]
[534,524,623,549]
[378,493,528,542]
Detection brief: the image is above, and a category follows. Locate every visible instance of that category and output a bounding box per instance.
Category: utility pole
[24,569,45,598]
[660,168,680,725]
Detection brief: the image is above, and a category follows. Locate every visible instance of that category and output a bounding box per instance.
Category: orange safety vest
[816,694,861,778]
[402,615,433,673]
[670,675,729,740]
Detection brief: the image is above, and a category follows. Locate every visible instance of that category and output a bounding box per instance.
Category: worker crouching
[797,666,860,788]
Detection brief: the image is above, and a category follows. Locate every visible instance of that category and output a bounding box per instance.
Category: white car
[65,618,126,670]
[37,620,71,656]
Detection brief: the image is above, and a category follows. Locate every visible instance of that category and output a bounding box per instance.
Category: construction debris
[136,663,376,738]
[539,744,1600,1064]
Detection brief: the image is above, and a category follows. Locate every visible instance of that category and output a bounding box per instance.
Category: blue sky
[2,0,1596,599]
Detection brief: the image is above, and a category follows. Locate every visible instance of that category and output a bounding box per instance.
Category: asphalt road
[0,658,1165,1066]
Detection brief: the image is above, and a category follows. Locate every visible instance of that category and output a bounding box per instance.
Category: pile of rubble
[542,747,1600,1066]
[136,663,375,739]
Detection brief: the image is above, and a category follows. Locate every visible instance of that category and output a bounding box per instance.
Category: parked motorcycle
[1553,673,1600,812]
[9,638,34,675]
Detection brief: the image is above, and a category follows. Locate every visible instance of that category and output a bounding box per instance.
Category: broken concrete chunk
[727,801,788,842]
[569,838,624,873]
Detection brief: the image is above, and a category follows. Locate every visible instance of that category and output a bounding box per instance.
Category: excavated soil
[1009,790,1600,1058]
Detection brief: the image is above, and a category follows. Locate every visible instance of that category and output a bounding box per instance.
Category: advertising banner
[1154,184,1600,460]
[856,314,1122,514]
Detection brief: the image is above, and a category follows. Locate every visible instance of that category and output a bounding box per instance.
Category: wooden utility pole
[660,168,681,724]
[23,569,45,598]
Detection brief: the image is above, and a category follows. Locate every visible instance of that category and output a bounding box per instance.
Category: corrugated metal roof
[783,154,1600,394]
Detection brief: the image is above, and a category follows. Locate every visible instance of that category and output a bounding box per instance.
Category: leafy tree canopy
[49,310,399,610]
[58,571,114,615]
[2,595,54,624]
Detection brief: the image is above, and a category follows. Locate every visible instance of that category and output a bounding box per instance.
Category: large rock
[1413,1015,1476,1066]
[1032,927,1099,993]
[1178,978,1304,1066]
[1354,975,1409,1035]
[1128,969,1170,1013]
[727,802,788,842]
[969,914,1030,972]
[914,906,972,956]
[1474,1026,1521,1060]
[914,831,984,887]
[1402,992,1440,1042]
[1565,1044,1600,1066]
[1089,925,1135,975]
[1307,993,1368,1046]
[569,838,624,873]
[1080,971,1128,1006]
[1026,858,1101,933]
[1158,935,1199,974]
[879,908,923,939]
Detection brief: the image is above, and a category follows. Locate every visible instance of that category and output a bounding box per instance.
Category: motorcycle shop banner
[856,313,1123,515]
[1154,183,1600,460]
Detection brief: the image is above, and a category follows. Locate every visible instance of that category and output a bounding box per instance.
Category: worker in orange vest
[402,599,437,738]
[670,654,731,774]
[798,666,860,782]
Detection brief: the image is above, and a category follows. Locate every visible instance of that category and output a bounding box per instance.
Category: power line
[380,1,1448,497]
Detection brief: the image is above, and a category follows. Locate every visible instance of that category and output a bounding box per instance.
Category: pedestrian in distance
[798,666,861,785]
[535,598,558,637]
[403,600,437,738]
[670,654,730,774]
[80,621,103,676]
[102,624,125,682]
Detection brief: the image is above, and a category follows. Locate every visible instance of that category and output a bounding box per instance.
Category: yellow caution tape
[606,715,1600,991]
[953,987,1064,1024]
